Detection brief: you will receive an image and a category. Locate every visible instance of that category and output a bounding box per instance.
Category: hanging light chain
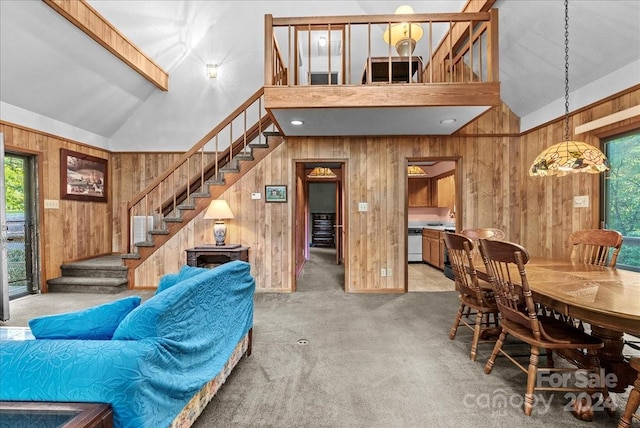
[563,0,570,141]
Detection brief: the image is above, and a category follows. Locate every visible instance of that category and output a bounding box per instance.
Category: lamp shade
[529,140,610,177]
[204,199,234,220]
[407,165,427,177]
[307,167,337,178]
[383,5,424,56]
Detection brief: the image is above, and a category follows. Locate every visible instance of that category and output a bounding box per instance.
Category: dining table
[474,255,640,393]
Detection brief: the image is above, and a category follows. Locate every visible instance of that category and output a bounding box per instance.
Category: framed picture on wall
[265,185,287,203]
[60,149,108,202]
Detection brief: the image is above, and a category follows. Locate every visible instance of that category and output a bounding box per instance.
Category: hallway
[300,246,455,293]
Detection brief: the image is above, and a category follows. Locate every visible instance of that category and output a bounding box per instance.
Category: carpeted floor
[193,248,632,428]
[2,249,633,427]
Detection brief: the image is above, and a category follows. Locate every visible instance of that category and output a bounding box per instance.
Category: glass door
[3,150,38,301]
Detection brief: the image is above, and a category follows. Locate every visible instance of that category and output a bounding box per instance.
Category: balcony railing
[264,9,498,87]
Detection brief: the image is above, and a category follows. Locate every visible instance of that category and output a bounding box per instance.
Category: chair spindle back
[478,239,541,339]
[569,229,623,267]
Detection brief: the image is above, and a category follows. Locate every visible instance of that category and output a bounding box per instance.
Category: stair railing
[125,87,271,254]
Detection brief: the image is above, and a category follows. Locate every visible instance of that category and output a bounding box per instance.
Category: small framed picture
[265,185,287,203]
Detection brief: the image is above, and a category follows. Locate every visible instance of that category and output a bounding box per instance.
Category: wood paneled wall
[128,89,639,292]
[0,122,112,289]
[110,152,187,252]
[4,87,638,293]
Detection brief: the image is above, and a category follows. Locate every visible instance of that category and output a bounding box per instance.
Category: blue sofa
[0,260,255,427]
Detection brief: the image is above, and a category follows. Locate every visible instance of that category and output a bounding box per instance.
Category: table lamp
[203,199,234,246]
[383,5,424,57]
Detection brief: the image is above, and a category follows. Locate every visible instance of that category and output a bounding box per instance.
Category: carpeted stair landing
[46,255,128,293]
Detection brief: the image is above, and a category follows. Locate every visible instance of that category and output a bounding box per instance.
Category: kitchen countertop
[422,226,452,231]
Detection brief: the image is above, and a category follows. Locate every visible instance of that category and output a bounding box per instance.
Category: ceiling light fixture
[440,118,457,125]
[407,165,427,177]
[529,0,609,177]
[307,167,337,179]
[290,120,304,126]
[383,5,424,57]
[207,63,218,79]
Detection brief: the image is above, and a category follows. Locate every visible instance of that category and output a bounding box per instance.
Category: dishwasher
[407,227,424,262]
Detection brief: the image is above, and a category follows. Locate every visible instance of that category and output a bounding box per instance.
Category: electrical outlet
[386,268,392,277]
[251,192,261,200]
[380,268,386,277]
[573,195,589,208]
[358,202,368,212]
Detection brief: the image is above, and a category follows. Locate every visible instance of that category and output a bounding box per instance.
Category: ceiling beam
[43,0,169,91]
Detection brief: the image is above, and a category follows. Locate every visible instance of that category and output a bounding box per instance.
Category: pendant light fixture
[307,167,337,179]
[407,165,427,177]
[529,0,610,177]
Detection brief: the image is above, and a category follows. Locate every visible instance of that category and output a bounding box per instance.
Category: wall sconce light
[207,63,218,79]
[203,199,234,246]
[383,5,424,56]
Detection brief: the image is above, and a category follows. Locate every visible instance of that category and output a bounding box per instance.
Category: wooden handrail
[265,10,498,87]
[158,114,272,217]
[271,12,490,26]
[124,86,274,255]
[127,87,265,210]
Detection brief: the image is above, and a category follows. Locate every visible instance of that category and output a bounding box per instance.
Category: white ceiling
[0,1,638,150]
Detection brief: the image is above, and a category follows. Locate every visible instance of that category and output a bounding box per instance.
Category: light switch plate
[251,193,261,200]
[44,199,59,209]
[573,195,589,208]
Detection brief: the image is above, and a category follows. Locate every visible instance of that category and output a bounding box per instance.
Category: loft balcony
[263,10,501,137]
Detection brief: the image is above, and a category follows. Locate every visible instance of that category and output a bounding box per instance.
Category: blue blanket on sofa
[0,260,255,427]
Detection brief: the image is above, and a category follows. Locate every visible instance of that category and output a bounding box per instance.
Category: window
[602,130,640,271]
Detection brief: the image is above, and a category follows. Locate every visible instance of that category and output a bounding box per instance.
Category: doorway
[2,147,39,314]
[294,161,347,291]
[406,157,460,292]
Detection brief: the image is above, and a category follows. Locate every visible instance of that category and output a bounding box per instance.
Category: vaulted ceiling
[0,1,638,150]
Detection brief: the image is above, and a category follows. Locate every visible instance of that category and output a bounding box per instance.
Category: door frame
[293,159,348,292]
[1,133,9,320]
[405,156,462,291]
[2,146,41,300]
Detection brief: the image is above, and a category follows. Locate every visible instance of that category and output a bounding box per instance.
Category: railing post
[487,8,499,83]
[122,202,130,253]
[264,14,274,86]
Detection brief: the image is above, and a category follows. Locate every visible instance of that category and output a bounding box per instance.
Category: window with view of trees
[603,130,640,271]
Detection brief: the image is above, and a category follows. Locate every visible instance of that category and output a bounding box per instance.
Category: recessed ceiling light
[290,120,304,126]
[440,118,456,125]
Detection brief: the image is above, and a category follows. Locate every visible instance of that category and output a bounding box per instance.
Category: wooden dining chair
[569,229,623,267]
[444,233,499,361]
[478,238,613,417]
[564,229,624,330]
[619,358,640,428]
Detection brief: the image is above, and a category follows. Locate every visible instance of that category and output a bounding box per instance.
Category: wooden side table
[185,245,249,268]
[361,56,423,84]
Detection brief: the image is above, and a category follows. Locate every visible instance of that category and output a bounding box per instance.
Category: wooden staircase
[46,255,128,293]
[45,89,282,292]
[120,88,283,285]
